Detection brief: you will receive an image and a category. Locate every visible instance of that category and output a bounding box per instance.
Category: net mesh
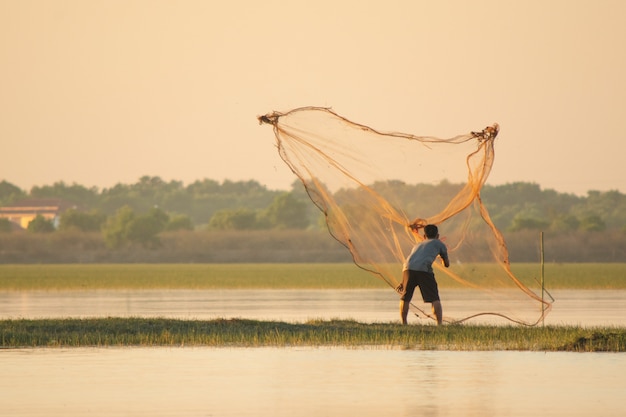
[259,107,551,325]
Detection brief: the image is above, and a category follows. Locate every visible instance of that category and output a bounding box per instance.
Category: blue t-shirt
[403,238,449,273]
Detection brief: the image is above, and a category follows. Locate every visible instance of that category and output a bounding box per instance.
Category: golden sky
[1,0,625,195]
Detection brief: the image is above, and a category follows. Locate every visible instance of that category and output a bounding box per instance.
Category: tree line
[1,176,625,234]
[0,176,624,262]
[0,176,313,248]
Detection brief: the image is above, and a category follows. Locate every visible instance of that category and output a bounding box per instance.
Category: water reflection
[1,289,626,327]
[1,347,624,417]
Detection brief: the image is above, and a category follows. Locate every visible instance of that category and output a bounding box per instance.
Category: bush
[208,208,259,230]
[102,206,169,249]
[126,208,169,248]
[259,193,309,229]
[0,218,13,233]
[27,215,55,233]
[165,214,194,231]
[102,206,135,249]
[59,209,107,232]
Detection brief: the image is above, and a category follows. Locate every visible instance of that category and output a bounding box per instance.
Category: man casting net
[258,106,551,325]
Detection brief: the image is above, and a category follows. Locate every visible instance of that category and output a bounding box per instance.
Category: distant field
[0,263,624,290]
[0,264,379,290]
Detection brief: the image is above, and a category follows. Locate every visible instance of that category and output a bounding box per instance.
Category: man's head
[424,224,439,239]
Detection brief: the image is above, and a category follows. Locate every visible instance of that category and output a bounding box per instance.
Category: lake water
[1,289,626,327]
[2,347,625,417]
[2,289,625,416]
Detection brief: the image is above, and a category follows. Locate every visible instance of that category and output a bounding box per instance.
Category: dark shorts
[400,269,440,303]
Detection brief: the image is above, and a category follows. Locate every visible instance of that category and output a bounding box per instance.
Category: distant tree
[481,182,585,232]
[260,193,309,229]
[220,179,267,195]
[27,215,55,233]
[98,183,135,214]
[99,176,184,214]
[102,206,135,249]
[482,182,545,206]
[96,177,279,226]
[581,190,626,229]
[13,178,626,235]
[0,180,26,205]
[208,208,258,230]
[102,206,170,248]
[59,209,107,232]
[289,179,327,229]
[165,214,194,231]
[126,207,169,248]
[508,214,550,232]
[0,218,13,233]
[185,178,221,196]
[29,181,99,207]
[579,214,606,232]
[550,214,580,232]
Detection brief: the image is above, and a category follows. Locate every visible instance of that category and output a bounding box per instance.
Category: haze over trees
[0,176,624,263]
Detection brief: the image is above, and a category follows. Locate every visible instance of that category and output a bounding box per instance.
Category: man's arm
[440,245,450,268]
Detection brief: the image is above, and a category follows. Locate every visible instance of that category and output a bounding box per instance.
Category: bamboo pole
[539,232,546,326]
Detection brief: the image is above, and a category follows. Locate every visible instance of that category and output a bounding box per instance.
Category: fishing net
[259,107,551,325]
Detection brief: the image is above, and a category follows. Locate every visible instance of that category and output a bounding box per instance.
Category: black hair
[424,224,438,239]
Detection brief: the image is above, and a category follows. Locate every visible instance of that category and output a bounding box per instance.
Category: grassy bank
[0,263,625,290]
[0,264,379,290]
[1,318,624,352]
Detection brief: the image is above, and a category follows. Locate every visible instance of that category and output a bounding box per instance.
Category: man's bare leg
[432,300,443,325]
[400,300,409,325]
[398,270,410,325]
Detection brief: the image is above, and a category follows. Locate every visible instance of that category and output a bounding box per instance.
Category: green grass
[1,318,624,352]
[0,263,624,290]
[452,263,626,289]
[0,264,382,290]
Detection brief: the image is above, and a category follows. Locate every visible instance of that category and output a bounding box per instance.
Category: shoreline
[2,318,624,352]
